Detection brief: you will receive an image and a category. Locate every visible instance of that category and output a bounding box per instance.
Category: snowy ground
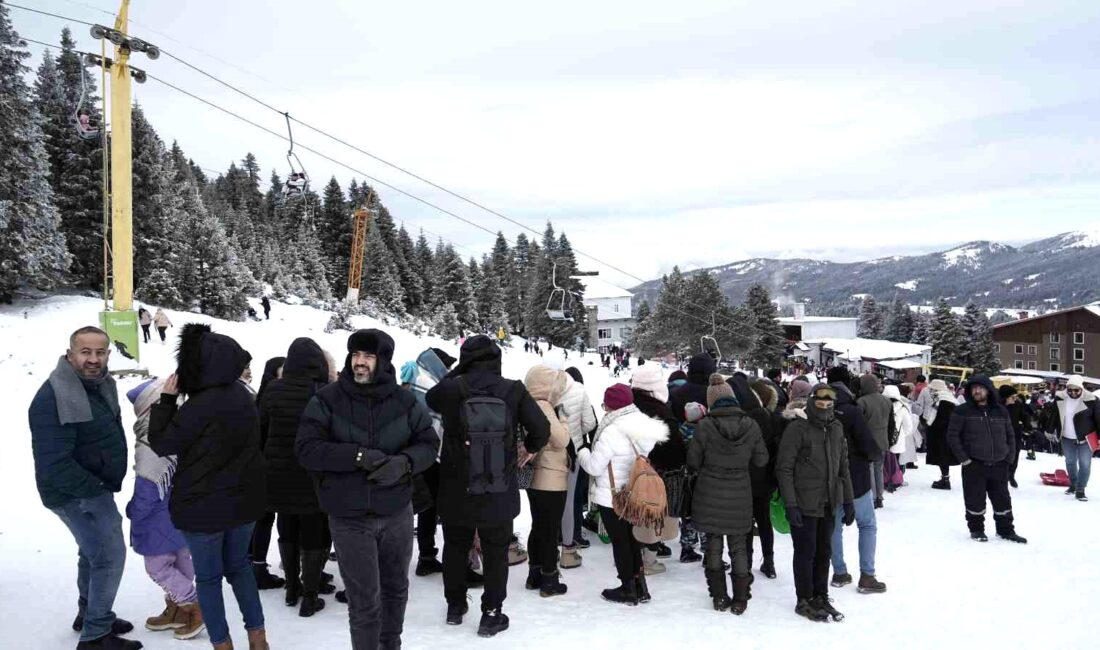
[2,296,1098,649]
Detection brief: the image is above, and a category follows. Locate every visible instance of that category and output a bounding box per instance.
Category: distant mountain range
[631,229,1100,315]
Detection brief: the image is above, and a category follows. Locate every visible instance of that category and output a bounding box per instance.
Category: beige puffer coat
[525,366,571,491]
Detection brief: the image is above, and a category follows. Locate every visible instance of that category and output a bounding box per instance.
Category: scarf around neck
[48,356,119,425]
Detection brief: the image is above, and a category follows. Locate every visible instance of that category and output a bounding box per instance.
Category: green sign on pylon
[100,310,140,364]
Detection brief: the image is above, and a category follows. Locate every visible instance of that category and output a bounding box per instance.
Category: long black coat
[925,399,960,467]
[633,390,686,473]
[728,375,779,495]
[669,354,716,423]
[686,404,768,535]
[260,339,328,515]
[426,336,550,526]
[149,324,267,533]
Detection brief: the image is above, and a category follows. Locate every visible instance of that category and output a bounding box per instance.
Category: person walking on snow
[559,367,597,569]
[924,379,961,489]
[125,378,204,641]
[776,384,855,623]
[887,385,921,469]
[153,309,172,344]
[261,296,271,321]
[148,324,270,650]
[138,307,153,344]
[426,335,551,637]
[295,329,440,649]
[576,384,669,606]
[251,357,287,591]
[687,375,768,615]
[29,326,143,650]
[946,376,1027,543]
[1053,375,1097,501]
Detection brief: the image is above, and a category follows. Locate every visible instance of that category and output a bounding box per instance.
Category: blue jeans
[50,492,127,642]
[182,523,264,645]
[1063,438,1093,490]
[832,490,877,576]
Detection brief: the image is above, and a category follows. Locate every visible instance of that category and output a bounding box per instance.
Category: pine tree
[510,233,532,334]
[638,267,691,355]
[359,216,405,315]
[431,302,461,340]
[858,296,885,338]
[414,230,436,311]
[929,300,968,367]
[962,302,1000,375]
[175,179,253,320]
[911,310,932,345]
[396,225,423,314]
[468,257,484,311]
[130,104,178,286]
[138,267,182,307]
[437,244,478,331]
[744,283,786,369]
[0,11,69,300]
[318,176,350,293]
[885,299,915,343]
[476,260,510,335]
[34,28,103,288]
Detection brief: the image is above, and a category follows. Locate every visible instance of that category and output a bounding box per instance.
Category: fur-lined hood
[525,365,568,405]
[175,323,250,395]
[750,379,779,413]
[782,397,808,421]
[599,406,670,447]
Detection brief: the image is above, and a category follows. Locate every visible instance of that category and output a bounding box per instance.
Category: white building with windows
[578,277,635,351]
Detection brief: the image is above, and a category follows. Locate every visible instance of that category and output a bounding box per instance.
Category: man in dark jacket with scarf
[296,329,439,650]
[946,376,1027,543]
[30,327,141,650]
[426,335,550,637]
[670,353,717,423]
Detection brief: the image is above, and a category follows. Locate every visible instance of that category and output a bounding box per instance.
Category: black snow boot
[731,576,752,615]
[539,570,568,598]
[970,531,988,542]
[653,542,672,558]
[794,599,829,622]
[279,542,302,607]
[931,476,951,490]
[997,531,1028,544]
[812,594,845,621]
[253,562,286,590]
[299,550,328,617]
[705,569,730,611]
[445,601,468,626]
[680,545,702,563]
[600,580,639,606]
[477,609,510,638]
[76,634,144,650]
[525,565,542,591]
[635,573,651,603]
[1077,490,1088,502]
[415,556,444,577]
[760,554,777,579]
[73,613,134,636]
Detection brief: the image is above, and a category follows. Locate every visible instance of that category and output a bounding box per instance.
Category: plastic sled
[1040,469,1071,487]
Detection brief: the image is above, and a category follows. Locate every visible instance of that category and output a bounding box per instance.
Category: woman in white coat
[884,384,919,471]
[576,384,668,606]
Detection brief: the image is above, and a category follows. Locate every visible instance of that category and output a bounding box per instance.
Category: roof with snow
[992,302,1100,329]
[575,276,633,300]
[777,316,858,325]
[806,337,931,362]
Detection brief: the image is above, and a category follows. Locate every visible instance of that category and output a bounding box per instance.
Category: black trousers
[526,489,567,572]
[789,509,834,601]
[140,324,151,343]
[573,467,589,539]
[598,505,642,584]
[416,463,440,559]
[745,491,774,562]
[277,512,328,551]
[250,512,276,565]
[962,462,1015,535]
[156,326,167,342]
[442,520,512,612]
[330,507,414,650]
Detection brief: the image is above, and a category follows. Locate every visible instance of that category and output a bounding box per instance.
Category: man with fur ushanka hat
[296,329,440,649]
[776,384,855,623]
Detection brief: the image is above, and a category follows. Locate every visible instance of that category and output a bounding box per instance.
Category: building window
[1014,344,1024,354]
[1074,348,1085,361]
[993,343,1000,354]
[1074,332,1085,344]
[1028,345,1037,356]
[613,304,620,313]
[1050,363,1060,372]
[1050,333,1061,344]
[597,328,612,340]
[620,327,633,339]
[1028,361,1037,370]
[1050,348,1060,360]
[1074,364,1085,374]
[1013,360,1024,369]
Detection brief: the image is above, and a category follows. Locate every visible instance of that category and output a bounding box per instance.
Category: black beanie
[431,347,457,370]
[998,384,1018,401]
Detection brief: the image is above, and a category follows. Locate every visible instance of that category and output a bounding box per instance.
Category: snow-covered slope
[2,296,1098,649]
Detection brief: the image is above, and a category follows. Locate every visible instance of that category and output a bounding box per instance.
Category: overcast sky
[16,0,1100,288]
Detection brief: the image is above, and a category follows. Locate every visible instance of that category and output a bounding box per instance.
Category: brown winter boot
[145,597,183,631]
[247,627,270,650]
[213,640,234,650]
[731,576,752,615]
[173,602,206,640]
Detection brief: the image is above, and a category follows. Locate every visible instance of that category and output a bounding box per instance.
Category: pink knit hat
[603,383,635,411]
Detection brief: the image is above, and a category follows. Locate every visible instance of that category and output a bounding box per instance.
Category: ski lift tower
[346,206,373,304]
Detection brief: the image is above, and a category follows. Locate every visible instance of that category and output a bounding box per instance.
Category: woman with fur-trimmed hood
[149,323,269,650]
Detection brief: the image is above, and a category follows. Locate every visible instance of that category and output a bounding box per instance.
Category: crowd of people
[31,322,1091,649]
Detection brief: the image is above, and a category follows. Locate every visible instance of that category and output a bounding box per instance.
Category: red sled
[1040,469,1071,487]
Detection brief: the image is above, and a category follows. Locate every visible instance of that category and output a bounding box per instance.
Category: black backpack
[457,377,516,495]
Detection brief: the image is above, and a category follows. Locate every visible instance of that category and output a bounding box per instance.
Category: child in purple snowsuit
[126,378,204,639]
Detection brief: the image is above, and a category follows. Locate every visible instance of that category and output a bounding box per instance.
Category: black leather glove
[786,505,804,528]
[355,448,387,471]
[367,454,411,486]
[843,502,856,526]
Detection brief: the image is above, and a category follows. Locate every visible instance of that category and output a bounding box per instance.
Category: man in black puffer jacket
[296,329,439,650]
[670,353,717,423]
[259,337,332,616]
[149,323,269,649]
[946,376,1026,544]
[426,335,550,638]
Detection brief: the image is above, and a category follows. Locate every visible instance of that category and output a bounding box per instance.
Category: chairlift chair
[700,312,722,361]
[73,63,99,140]
[545,262,579,322]
[282,113,309,197]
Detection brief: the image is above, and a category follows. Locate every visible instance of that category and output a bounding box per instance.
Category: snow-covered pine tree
[396,225,423,315]
[911,309,932,345]
[477,260,510,335]
[414,230,437,312]
[744,283,786,369]
[34,28,102,288]
[137,267,182,307]
[858,295,885,338]
[0,11,69,301]
[962,302,1000,375]
[437,244,479,332]
[317,177,350,294]
[358,216,405,315]
[291,222,332,303]
[885,299,915,343]
[640,267,690,355]
[555,232,588,344]
[929,299,968,367]
[510,233,532,334]
[468,257,484,316]
[131,104,180,287]
[431,302,462,340]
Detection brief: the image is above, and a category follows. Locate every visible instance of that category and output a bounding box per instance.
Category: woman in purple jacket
[125,378,205,641]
